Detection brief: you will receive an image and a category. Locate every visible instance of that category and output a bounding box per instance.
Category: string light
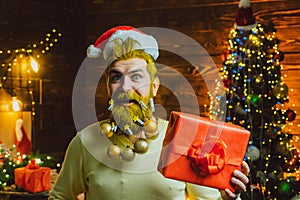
[30,57,39,73]
[0,28,62,115]
[11,96,23,112]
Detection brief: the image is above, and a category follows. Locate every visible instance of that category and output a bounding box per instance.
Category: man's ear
[152,77,160,97]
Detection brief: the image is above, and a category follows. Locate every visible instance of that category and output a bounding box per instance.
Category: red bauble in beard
[110,91,153,135]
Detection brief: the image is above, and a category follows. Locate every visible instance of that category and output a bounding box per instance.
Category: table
[0,190,49,200]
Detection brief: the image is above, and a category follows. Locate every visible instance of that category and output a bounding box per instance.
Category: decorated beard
[110,90,153,135]
[102,83,158,162]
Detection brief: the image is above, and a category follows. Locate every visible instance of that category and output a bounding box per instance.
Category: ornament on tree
[273,82,288,99]
[247,94,261,106]
[223,78,233,89]
[279,180,291,194]
[246,144,260,161]
[221,49,231,62]
[284,109,296,121]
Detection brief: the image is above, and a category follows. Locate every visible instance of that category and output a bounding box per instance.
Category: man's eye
[111,75,121,82]
[132,74,142,80]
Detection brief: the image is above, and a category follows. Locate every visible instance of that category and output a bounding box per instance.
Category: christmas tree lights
[210,0,300,199]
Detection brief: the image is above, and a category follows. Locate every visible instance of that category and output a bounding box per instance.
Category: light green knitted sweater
[49,119,228,200]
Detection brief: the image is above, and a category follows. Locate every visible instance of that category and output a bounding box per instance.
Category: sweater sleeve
[49,135,86,200]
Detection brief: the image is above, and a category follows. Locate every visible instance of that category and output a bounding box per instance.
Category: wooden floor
[0,0,299,154]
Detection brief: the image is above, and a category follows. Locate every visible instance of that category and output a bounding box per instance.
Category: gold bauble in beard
[143,118,158,134]
[107,144,121,160]
[120,147,136,162]
[134,138,149,154]
[100,123,114,138]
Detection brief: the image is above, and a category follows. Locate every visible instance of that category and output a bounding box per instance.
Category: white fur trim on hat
[234,21,257,30]
[103,30,159,60]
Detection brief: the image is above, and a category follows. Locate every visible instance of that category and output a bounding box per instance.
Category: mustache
[113,91,143,105]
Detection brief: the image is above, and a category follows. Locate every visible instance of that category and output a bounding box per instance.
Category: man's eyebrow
[128,69,144,75]
[109,69,122,75]
[109,68,144,75]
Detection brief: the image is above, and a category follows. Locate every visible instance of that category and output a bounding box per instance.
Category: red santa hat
[234,0,257,30]
[87,25,159,60]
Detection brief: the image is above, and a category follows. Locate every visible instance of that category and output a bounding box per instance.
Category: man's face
[109,58,152,100]
[108,58,159,134]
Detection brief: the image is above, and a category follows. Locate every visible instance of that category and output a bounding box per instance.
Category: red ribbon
[26,159,40,170]
[187,139,227,176]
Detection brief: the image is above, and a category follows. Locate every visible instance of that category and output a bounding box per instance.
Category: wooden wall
[0,0,86,158]
[1,0,299,159]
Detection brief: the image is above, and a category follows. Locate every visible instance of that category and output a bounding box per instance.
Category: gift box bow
[26,159,40,169]
[188,139,227,176]
[171,137,244,177]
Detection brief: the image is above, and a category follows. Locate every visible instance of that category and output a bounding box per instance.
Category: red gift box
[159,111,250,192]
[14,160,51,193]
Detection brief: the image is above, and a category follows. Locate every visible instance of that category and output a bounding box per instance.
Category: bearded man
[49,26,249,200]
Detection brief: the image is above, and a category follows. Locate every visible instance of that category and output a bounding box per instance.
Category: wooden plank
[1,0,300,156]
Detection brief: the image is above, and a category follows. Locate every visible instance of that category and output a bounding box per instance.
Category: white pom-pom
[87,44,102,58]
[15,118,24,142]
[239,0,250,8]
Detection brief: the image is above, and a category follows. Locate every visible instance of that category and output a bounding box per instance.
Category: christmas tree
[212,0,300,199]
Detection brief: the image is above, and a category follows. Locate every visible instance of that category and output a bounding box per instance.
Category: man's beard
[110,91,153,135]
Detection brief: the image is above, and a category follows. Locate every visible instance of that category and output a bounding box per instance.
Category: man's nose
[121,76,134,92]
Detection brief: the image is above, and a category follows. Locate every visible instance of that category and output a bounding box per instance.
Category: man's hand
[221,161,250,200]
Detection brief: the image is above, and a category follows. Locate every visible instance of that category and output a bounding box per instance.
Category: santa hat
[87,25,159,61]
[234,0,257,30]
